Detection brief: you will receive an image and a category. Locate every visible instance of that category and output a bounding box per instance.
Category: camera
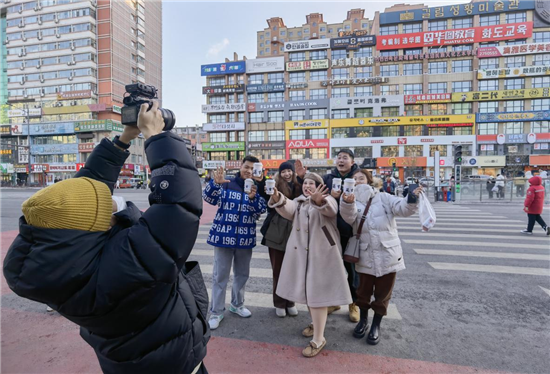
[121,83,176,131]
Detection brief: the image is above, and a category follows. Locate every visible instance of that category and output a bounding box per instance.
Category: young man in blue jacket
[203,156,267,330]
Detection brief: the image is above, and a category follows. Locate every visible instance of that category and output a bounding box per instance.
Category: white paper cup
[253,163,263,178]
[343,178,355,195]
[265,179,276,195]
[244,178,254,193]
[332,178,342,191]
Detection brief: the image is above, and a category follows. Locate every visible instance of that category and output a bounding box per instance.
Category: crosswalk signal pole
[453,145,463,201]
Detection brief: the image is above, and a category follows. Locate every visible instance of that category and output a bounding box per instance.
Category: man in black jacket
[3,101,210,374]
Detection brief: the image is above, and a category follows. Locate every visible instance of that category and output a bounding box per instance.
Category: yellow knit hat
[22,177,112,232]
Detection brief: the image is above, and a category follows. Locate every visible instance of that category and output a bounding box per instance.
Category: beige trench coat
[268,194,353,308]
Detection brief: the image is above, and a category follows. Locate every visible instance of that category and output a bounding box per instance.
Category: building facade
[0,0,161,186]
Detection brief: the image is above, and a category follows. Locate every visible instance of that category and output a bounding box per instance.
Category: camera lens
[159,108,176,131]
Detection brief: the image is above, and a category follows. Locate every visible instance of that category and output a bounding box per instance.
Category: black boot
[353,309,369,339]
[367,313,383,345]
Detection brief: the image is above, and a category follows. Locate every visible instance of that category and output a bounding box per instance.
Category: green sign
[75,120,124,133]
[203,142,245,152]
[112,105,122,114]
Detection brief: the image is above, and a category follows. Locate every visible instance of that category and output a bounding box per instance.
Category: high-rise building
[0,0,161,187]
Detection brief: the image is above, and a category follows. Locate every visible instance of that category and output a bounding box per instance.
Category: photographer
[4,101,210,374]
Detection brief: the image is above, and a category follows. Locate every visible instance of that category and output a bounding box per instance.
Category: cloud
[206,38,230,58]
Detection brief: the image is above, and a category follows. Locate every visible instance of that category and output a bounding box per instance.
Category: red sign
[439,160,445,166]
[397,138,407,145]
[371,140,384,144]
[49,164,76,172]
[225,160,241,169]
[247,103,256,112]
[31,164,49,173]
[426,123,473,128]
[420,138,435,143]
[123,163,135,170]
[76,163,85,171]
[78,143,96,153]
[286,139,329,149]
[377,22,532,50]
[404,94,451,104]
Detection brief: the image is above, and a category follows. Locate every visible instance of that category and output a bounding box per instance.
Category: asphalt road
[1,188,549,373]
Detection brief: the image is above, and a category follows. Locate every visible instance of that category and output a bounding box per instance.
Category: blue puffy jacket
[203,173,267,249]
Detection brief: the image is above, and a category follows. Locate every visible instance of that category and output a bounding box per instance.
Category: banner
[201,61,246,76]
[285,119,329,130]
[477,42,550,58]
[201,103,246,113]
[48,164,76,172]
[286,60,329,72]
[202,142,245,151]
[321,77,388,86]
[477,111,550,123]
[8,108,42,117]
[248,141,286,149]
[203,160,225,169]
[202,122,245,132]
[330,34,376,50]
[246,57,284,73]
[74,120,123,132]
[331,57,374,67]
[377,22,532,50]
[57,90,92,100]
[452,88,550,102]
[331,95,403,109]
[246,83,285,93]
[31,144,78,155]
[202,84,244,95]
[375,50,473,62]
[78,143,97,153]
[331,114,474,128]
[478,66,550,79]
[404,94,451,104]
[0,125,11,135]
[283,39,330,52]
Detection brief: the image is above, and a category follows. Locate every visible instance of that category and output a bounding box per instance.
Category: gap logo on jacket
[203,173,267,249]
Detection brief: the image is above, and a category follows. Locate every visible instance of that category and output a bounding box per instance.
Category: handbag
[343,197,373,263]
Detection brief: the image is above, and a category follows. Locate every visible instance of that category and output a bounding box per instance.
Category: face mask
[112,196,127,213]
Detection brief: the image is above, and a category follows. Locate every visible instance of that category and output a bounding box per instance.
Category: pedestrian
[486,177,496,199]
[496,174,505,199]
[259,160,302,318]
[521,175,550,235]
[383,177,396,195]
[115,179,120,189]
[449,176,456,202]
[203,157,267,330]
[268,173,352,357]
[514,172,526,197]
[340,174,421,345]
[297,149,360,322]
[4,101,210,373]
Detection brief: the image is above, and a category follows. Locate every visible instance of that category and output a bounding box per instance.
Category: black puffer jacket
[3,132,209,374]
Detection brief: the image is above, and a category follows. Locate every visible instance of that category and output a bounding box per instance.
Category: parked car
[419,177,435,187]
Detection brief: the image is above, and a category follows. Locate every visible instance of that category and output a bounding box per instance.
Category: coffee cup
[253,163,263,178]
[343,178,355,195]
[244,178,254,193]
[332,178,342,191]
[265,179,276,195]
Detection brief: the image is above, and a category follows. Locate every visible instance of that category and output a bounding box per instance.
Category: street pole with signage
[434,151,441,201]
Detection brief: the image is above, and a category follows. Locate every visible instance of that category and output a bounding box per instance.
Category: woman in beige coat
[269,172,352,358]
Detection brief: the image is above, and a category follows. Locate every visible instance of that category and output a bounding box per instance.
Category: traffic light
[392,162,398,172]
[453,145,463,165]
[191,146,196,158]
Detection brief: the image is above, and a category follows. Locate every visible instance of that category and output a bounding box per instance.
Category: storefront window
[381,146,399,157]
[332,128,349,139]
[353,147,372,158]
[355,108,373,118]
[310,148,327,159]
[290,148,306,159]
[429,145,447,157]
[428,104,447,115]
[404,145,423,157]
[405,105,422,116]
[381,126,399,137]
[404,126,423,136]
[452,127,472,135]
[356,127,373,137]
[381,107,399,116]
[429,128,447,136]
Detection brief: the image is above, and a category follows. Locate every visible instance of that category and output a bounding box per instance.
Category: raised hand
[311,184,329,206]
[413,186,424,196]
[342,192,355,203]
[213,166,230,185]
[295,159,307,179]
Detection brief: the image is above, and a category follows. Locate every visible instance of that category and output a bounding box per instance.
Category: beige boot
[327,305,341,315]
[349,303,359,322]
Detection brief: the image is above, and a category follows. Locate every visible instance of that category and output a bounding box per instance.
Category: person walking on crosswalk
[521,175,550,235]
[203,158,267,330]
[340,175,422,345]
[259,161,303,318]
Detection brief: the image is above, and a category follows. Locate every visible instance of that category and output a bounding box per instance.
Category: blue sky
[161,1,469,129]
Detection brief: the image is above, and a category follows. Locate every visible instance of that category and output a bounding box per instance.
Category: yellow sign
[330,114,475,128]
[286,59,329,72]
[477,66,550,80]
[42,105,91,115]
[452,88,550,102]
[285,119,329,130]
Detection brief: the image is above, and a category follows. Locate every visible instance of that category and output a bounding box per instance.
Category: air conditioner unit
[18,21,25,28]
[70,43,75,50]
[38,17,42,25]
[3,38,9,45]
[20,64,25,70]
[56,33,61,38]
[40,92,45,97]
[22,36,27,41]
[20,78,25,85]
[313,33,317,37]
[54,17,59,23]
[18,8,23,14]
[68,75,73,81]
[36,63,41,69]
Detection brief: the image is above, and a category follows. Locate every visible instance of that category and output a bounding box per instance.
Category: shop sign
[506,134,527,144]
[31,164,49,173]
[331,57,374,67]
[330,34,376,50]
[134,165,141,175]
[301,159,336,167]
[202,84,245,95]
[0,163,14,174]
[8,108,42,117]
[31,144,78,155]
[286,99,329,109]
[530,154,550,165]
[246,83,285,93]
[201,61,246,76]
[475,156,506,167]
[375,50,473,62]
[203,160,225,170]
[246,57,285,73]
[477,42,550,58]
[248,141,286,149]
[202,122,245,132]
[57,90,92,100]
[201,103,246,113]
[285,119,329,130]
[41,104,105,116]
[0,149,13,155]
[287,83,308,89]
[377,157,427,167]
[286,60,329,72]
[478,66,550,79]
[74,120,123,132]
[76,163,85,171]
[14,164,28,173]
[261,159,286,169]
[78,143,97,153]
[452,88,550,102]
[404,94,451,104]
[202,142,245,151]
[533,144,549,150]
[283,39,330,52]
[286,139,329,149]
[49,164,76,172]
[380,1,534,24]
[112,105,122,114]
[331,95,403,109]
[477,111,550,123]
[321,77,388,86]
[10,122,75,136]
[0,125,11,135]
[225,160,242,169]
[377,22,532,50]
[426,123,473,128]
[506,155,529,166]
[330,114,474,128]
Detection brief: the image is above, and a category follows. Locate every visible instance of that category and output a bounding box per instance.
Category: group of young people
[203,149,422,358]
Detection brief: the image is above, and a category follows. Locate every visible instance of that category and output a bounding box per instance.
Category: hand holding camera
[137,100,165,140]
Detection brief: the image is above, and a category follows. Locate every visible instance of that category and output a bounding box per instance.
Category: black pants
[341,236,359,302]
[527,214,547,232]
[516,185,525,197]
[268,247,295,309]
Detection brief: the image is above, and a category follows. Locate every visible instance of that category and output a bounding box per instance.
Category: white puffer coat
[340,185,417,277]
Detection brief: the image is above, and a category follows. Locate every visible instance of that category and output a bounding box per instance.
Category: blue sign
[380,1,535,24]
[31,143,78,155]
[246,83,286,93]
[469,158,477,166]
[9,122,76,136]
[476,110,550,123]
[201,61,246,76]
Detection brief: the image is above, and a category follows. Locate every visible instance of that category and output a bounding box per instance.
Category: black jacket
[323,164,359,241]
[3,132,209,374]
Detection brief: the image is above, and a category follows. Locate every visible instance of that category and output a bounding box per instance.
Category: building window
[380,25,398,36]
[479,80,499,91]
[533,54,550,66]
[310,108,327,119]
[289,110,305,120]
[404,48,423,56]
[381,127,400,137]
[380,64,399,77]
[249,74,263,84]
[453,127,472,135]
[332,68,349,79]
[268,72,284,83]
[429,145,447,157]
[429,128,447,136]
[209,77,225,85]
[534,31,550,43]
[405,105,422,116]
[428,20,446,31]
[381,107,399,116]
[380,50,399,57]
[381,85,399,95]
[428,104,447,115]
[332,109,350,119]
[210,133,226,142]
[506,39,526,45]
[310,148,328,159]
[403,63,422,76]
[354,47,372,58]
[504,100,524,112]
[533,77,550,88]
[506,12,526,23]
[290,90,306,101]
[532,121,550,134]
[479,58,499,69]
[478,101,499,113]
[505,122,523,134]
[452,60,472,73]
[289,130,306,140]
[249,112,264,123]
[332,129,349,139]
[452,81,472,92]
[238,113,245,122]
[356,127,373,137]
[452,17,472,29]
[268,111,284,123]
[310,129,327,139]
[452,45,472,52]
[404,145,423,157]
[504,78,524,90]
[505,56,525,68]
[248,93,264,103]
[289,52,306,62]
[289,72,306,82]
[209,114,225,123]
[268,130,285,141]
[248,131,264,142]
[237,93,244,103]
[480,15,499,26]
[429,82,447,94]
[332,87,350,98]
[403,23,422,34]
[381,146,399,157]
[452,103,471,114]
[404,84,422,95]
[355,108,374,118]
[310,89,327,99]
[227,95,235,104]
[309,70,327,81]
[479,123,498,135]
[355,86,373,97]
[267,92,284,102]
[354,66,372,78]
[320,27,326,32]
[404,126,423,136]
[331,49,348,60]
[310,50,327,60]
[209,96,225,105]
[532,99,550,111]
[429,62,447,74]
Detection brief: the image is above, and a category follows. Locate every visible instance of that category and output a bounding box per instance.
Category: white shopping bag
[418,191,436,232]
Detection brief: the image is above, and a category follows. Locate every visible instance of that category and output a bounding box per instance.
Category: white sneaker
[208,314,224,330]
[46,306,54,313]
[287,306,298,317]
[520,230,533,235]
[275,308,286,318]
[229,305,252,318]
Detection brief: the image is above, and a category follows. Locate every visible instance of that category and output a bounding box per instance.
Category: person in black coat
[3,102,210,374]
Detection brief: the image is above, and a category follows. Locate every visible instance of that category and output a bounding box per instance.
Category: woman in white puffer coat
[340,173,421,345]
